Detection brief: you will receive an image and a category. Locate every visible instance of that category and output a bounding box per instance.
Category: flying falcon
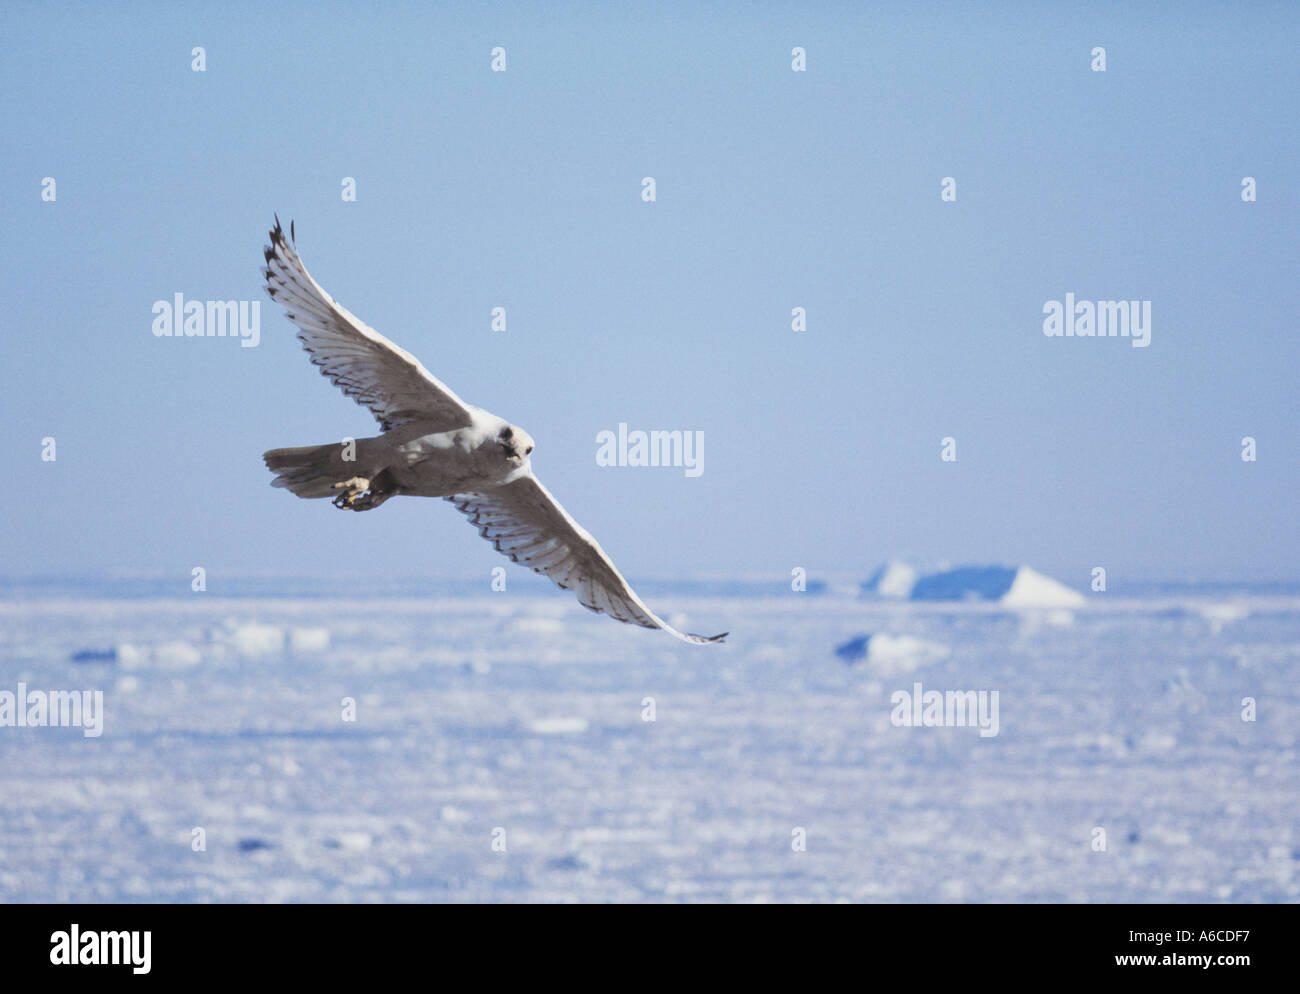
[260,218,726,645]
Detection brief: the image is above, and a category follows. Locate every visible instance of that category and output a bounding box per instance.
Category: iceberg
[834,635,870,663]
[910,565,1084,607]
[834,633,951,675]
[71,648,117,664]
[860,560,918,599]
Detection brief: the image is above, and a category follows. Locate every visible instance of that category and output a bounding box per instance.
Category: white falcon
[260,218,726,645]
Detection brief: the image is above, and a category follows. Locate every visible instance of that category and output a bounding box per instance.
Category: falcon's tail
[263,443,353,499]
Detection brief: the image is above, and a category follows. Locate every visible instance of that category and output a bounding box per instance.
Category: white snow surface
[1,588,1298,902]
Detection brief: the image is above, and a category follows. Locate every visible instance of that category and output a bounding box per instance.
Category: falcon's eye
[526,446,533,455]
[500,427,513,441]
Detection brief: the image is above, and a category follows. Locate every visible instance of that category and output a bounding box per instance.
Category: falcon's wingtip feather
[691,631,728,644]
[267,214,295,252]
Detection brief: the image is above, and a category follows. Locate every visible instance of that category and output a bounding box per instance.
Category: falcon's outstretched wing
[447,475,727,645]
[262,217,475,432]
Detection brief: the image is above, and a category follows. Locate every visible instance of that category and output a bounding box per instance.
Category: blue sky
[2,1,1296,589]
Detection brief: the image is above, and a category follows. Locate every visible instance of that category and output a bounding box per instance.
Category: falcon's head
[498,425,535,465]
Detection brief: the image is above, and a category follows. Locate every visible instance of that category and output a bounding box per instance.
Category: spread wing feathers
[447,475,727,645]
[261,217,475,432]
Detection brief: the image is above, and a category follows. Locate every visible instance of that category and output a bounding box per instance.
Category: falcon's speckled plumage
[260,218,726,645]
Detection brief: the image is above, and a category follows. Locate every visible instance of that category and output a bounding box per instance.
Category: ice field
[1,579,1297,903]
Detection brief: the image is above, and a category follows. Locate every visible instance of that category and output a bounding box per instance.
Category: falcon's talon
[330,476,372,510]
